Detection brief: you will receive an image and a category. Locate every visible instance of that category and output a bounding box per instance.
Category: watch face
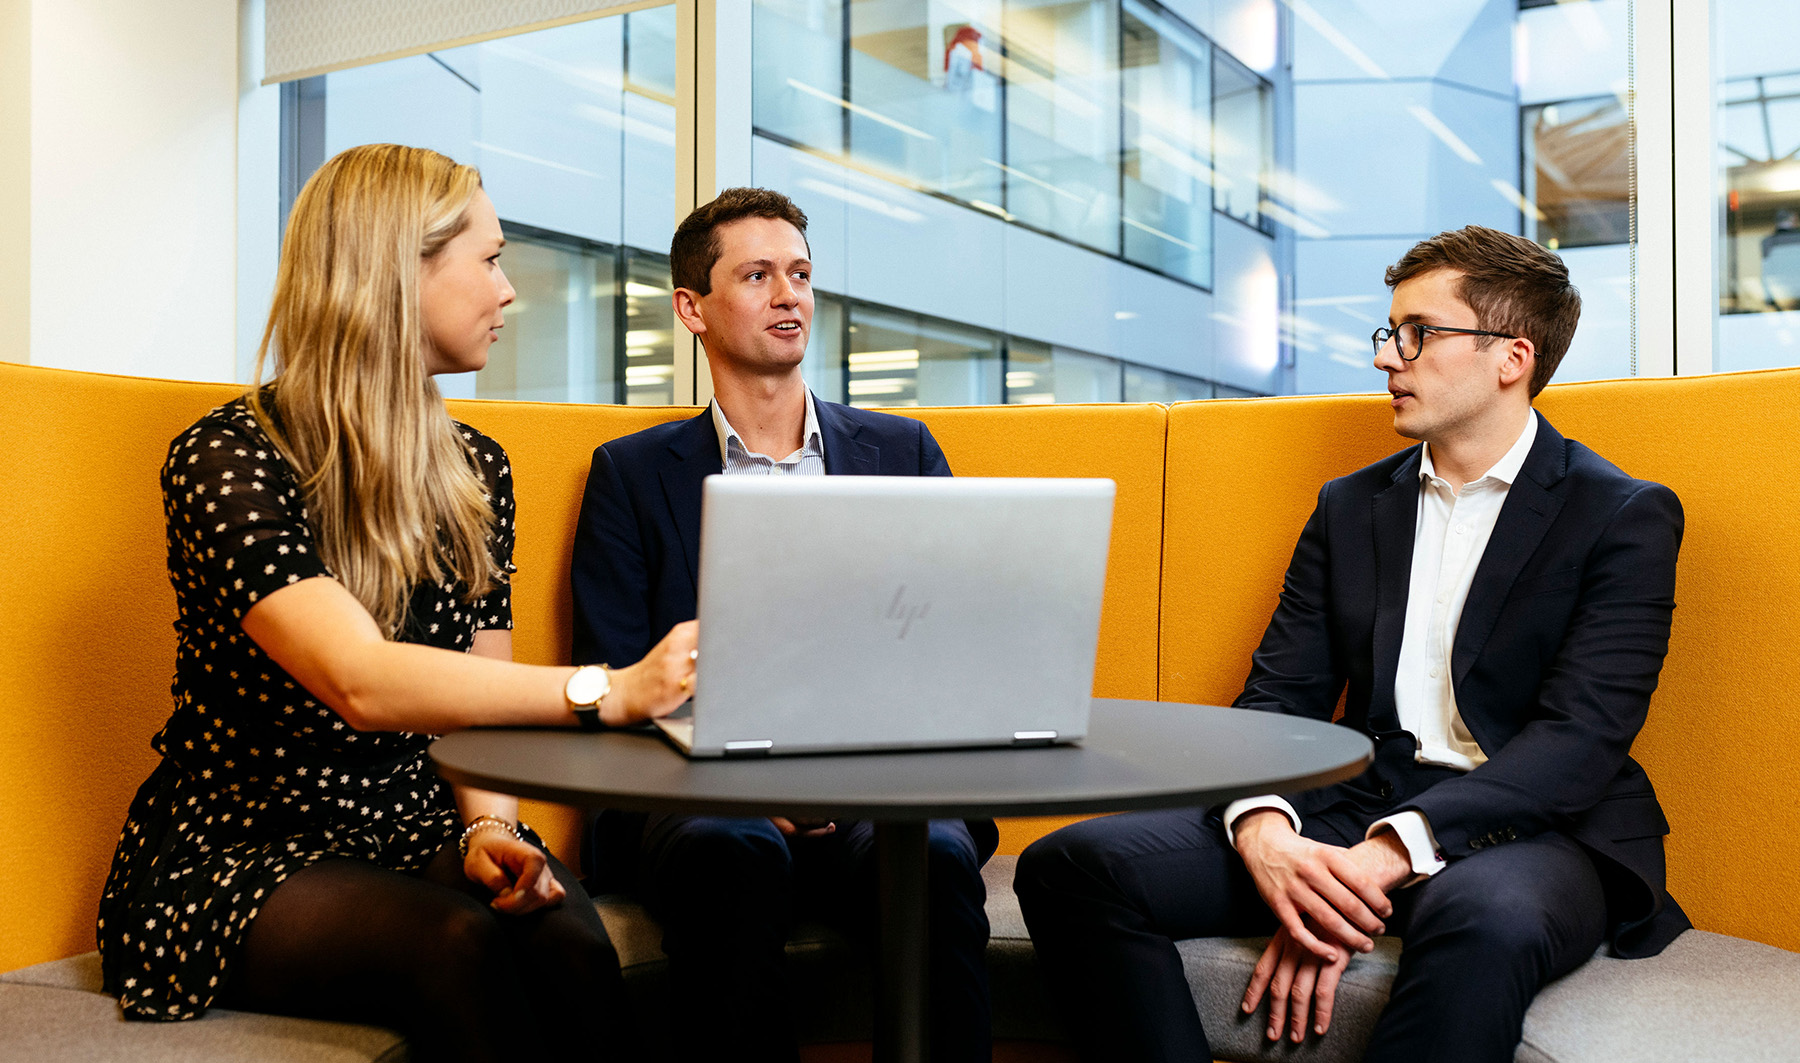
[566,666,611,706]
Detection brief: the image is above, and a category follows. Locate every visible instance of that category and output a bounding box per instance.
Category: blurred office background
[8,1,1797,403]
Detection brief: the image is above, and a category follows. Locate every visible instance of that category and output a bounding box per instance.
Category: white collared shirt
[1225,411,1541,883]
[1396,408,1538,772]
[711,389,826,477]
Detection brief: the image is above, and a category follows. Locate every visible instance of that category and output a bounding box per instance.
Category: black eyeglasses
[1371,322,1517,361]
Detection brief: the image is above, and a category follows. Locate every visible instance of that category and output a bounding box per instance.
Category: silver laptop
[653,475,1114,757]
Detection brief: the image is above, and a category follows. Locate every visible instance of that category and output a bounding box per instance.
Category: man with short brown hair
[1017,225,1687,1063]
[571,187,995,1063]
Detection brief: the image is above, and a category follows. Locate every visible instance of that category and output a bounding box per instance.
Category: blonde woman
[97,144,694,1061]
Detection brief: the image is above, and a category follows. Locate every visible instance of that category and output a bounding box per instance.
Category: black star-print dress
[97,395,517,1021]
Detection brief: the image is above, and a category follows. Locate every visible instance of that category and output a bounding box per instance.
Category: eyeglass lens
[1373,322,1423,359]
[1395,322,1420,358]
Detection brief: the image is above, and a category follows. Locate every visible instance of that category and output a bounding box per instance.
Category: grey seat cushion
[0,953,407,1063]
[1178,929,1800,1063]
[10,858,1798,1062]
[1518,930,1800,1063]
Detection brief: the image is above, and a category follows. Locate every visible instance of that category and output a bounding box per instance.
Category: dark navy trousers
[1014,802,1607,1063]
[632,813,993,1063]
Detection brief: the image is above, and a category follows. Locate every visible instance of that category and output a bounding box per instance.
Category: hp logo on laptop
[885,585,931,639]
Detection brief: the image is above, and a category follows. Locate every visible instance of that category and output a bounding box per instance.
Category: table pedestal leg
[874,819,929,1063]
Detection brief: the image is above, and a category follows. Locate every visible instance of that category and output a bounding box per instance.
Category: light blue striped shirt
[710,389,826,477]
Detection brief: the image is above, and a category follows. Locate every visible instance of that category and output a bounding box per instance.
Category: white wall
[1,2,28,353]
[29,0,241,383]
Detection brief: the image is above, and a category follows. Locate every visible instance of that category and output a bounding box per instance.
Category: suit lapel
[818,400,879,475]
[1451,419,1569,690]
[658,410,720,589]
[1370,448,1423,730]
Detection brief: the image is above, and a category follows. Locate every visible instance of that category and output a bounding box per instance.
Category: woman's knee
[531,913,626,988]
[422,894,513,976]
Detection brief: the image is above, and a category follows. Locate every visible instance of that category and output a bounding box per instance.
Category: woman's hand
[463,830,566,915]
[604,620,699,726]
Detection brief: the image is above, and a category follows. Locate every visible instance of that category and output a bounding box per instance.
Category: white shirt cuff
[1367,810,1447,886]
[1224,796,1301,847]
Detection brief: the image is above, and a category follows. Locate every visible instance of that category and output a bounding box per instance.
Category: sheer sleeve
[162,410,331,622]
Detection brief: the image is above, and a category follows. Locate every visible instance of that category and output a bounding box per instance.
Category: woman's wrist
[600,663,638,728]
[458,814,519,857]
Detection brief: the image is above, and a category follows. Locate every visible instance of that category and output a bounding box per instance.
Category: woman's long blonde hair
[249,144,499,635]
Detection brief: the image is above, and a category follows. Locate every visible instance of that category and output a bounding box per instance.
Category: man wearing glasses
[1016,225,1688,1063]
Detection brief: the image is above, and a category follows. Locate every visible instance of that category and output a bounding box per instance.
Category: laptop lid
[672,475,1113,757]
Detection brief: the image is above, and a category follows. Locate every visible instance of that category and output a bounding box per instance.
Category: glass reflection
[1212,47,1269,231]
[753,0,847,153]
[482,229,616,403]
[1716,0,1800,371]
[1001,0,1122,251]
[847,305,1004,407]
[1006,339,1123,403]
[1522,97,1629,250]
[846,0,1004,204]
[623,251,677,405]
[1121,0,1212,286]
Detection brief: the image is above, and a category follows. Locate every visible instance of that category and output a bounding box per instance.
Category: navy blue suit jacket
[1235,414,1689,957]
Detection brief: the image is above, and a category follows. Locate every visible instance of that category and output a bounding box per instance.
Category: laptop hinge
[1012,730,1058,746]
[723,740,774,757]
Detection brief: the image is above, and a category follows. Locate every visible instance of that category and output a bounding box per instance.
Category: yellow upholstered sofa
[3,360,1798,1061]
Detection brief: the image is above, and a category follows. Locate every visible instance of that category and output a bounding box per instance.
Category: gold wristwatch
[565,664,612,732]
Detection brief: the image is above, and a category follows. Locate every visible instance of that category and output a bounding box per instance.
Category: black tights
[227,845,638,1063]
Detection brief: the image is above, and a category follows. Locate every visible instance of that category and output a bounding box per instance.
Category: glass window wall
[846,304,1005,407]
[1006,339,1123,402]
[280,0,1657,407]
[1715,1,1800,370]
[1001,0,1122,251]
[485,227,616,403]
[1121,0,1213,286]
[752,0,847,154]
[1123,362,1211,402]
[1522,96,1630,250]
[279,6,678,403]
[1211,47,1270,231]
[847,1,1005,206]
[623,250,678,404]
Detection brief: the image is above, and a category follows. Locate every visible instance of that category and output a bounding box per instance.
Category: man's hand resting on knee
[1244,918,1350,1043]
[1234,814,1414,1043]
[1233,810,1412,961]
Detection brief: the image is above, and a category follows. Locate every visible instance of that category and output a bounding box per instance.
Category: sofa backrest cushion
[0,364,240,971]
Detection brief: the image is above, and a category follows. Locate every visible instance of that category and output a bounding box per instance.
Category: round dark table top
[430,699,1373,820]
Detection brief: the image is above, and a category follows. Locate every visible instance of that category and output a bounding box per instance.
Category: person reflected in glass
[944,25,984,94]
[96,143,696,1062]
[569,187,997,1063]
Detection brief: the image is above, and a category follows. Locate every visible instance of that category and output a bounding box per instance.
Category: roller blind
[264,0,654,83]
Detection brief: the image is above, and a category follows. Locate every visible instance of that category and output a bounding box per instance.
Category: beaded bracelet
[458,814,521,857]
